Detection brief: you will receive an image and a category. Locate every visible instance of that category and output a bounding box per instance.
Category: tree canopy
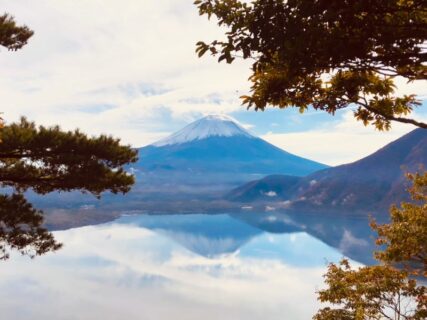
[195,0,427,130]
[371,172,427,278]
[314,261,426,320]
[0,118,138,259]
[314,172,427,320]
[0,193,61,260]
[0,13,33,50]
[0,117,137,197]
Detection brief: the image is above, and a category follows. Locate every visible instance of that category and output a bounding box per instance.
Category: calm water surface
[0,212,372,320]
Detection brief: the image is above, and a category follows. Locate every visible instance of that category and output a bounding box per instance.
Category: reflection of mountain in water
[117,214,262,258]
[117,212,378,265]
[231,211,379,265]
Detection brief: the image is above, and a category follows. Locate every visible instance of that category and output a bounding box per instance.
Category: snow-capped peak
[152,114,254,147]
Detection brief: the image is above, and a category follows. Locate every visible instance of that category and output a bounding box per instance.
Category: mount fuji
[152,114,253,146]
[28,114,327,216]
[131,114,327,197]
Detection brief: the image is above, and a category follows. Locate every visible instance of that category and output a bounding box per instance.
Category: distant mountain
[30,114,327,213]
[228,128,427,212]
[132,114,327,196]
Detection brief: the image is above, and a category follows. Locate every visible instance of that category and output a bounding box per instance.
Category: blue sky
[1,0,426,165]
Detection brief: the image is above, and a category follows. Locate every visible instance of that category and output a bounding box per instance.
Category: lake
[0,212,374,320]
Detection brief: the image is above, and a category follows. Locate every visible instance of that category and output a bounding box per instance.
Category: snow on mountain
[153,114,253,147]
[135,113,328,190]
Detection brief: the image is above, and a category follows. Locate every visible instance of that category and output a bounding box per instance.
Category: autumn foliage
[315,173,427,319]
[195,0,427,130]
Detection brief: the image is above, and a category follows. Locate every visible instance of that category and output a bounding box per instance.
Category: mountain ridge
[227,128,427,212]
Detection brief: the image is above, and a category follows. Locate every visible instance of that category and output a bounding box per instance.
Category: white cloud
[0,0,252,146]
[262,110,427,166]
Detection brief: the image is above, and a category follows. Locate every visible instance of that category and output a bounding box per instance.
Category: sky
[1,0,426,166]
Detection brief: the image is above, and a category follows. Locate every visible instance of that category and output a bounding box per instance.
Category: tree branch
[363,104,427,129]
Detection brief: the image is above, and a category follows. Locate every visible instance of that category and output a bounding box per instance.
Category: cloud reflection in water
[0,214,361,320]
